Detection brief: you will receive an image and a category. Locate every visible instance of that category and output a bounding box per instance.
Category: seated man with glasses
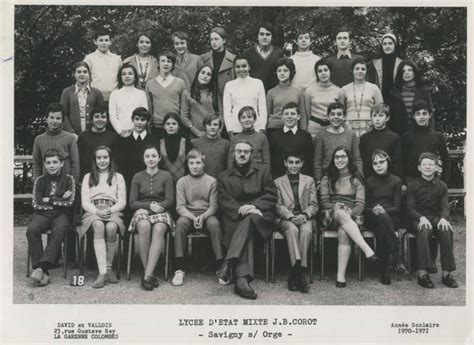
[216,140,277,299]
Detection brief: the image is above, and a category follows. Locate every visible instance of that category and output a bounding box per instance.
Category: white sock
[93,239,107,275]
[106,239,117,271]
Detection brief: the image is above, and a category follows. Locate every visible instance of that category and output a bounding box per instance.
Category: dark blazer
[218,163,277,247]
[201,50,236,101]
[387,85,433,135]
[60,85,105,134]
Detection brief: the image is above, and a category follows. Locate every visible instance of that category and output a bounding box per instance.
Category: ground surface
[12,220,466,306]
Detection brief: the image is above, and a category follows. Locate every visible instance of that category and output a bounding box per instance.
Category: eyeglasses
[372,159,387,165]
[334,155,348,160]
[235,149,251,155]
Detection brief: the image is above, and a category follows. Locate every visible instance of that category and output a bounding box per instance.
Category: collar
[133,130,147,140]
[283,126,298,134]
[75,83,91,94]
[337,50,352,59]
[256,45,273,55]
[95,49,112,56]
[157,74,174,83]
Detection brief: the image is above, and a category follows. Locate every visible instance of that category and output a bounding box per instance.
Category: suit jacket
[200,50,236,101]
[274,174,318,222]
[218,163,277,247]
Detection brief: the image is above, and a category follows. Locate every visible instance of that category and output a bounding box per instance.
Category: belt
[93,199,115,207]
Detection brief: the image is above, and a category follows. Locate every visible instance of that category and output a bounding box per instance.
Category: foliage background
[14,6,467,154]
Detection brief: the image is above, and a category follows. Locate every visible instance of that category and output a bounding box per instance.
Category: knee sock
[105,239,117,271]
[93,239,107,275]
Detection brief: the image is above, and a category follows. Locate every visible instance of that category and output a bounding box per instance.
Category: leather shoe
[441,273,458,288]
[141,275,155,291]
[380,273,391,285]
[417,274,434,288]
[367,254,378,262]
[336,281,346,288]
[287,272,299,291]
[216,260,231,285]
[297,273,310,293]
[234,278,257,299]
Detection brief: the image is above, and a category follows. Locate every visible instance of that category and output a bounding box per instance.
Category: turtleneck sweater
[109,86,148,135]
[290,51,321,91]
[266,83,307,130]
[32,129,80,181]
[304,82,344,122]
[401,124,451,183]
[365,173,401,215]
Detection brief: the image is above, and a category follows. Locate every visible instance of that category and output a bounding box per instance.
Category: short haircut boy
[94,27,112,39]
[131,107,151,122]
[327,102,345,115]
[336,27,352,39]
[282,102,299,114]
[158,50,177,67]
[43,148,64,162]
[371,103,390,117]
[284,150,304,161]
[171,31,189,43]
[46,102,63,118]
[296,29,312,39]
[418,152,438,165]
[413,100,433,114]
[258,22,275,36]
[238,106,257,120]
[202,114,222,128]
[186,149,205,163]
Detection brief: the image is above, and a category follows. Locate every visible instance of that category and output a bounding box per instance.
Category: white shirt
[84,49,121,101]
[223,76,267,133]
[132,130,148,140]
[109,86,148,134]
[283,126,298,134]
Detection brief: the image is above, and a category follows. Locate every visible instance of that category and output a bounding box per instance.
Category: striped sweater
[320,173,365,216]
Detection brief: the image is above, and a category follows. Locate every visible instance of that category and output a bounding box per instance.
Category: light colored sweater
[304,82,344,121]
[81,172,127,214]
[84,50,122,101]
[266,84,307,130]
[290,51,321,91]
[176,174,218,219]
[223,76,267,133]
[342,81,383,121]
[109,86,148,134]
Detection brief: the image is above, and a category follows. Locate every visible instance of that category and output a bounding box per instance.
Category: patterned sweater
[32,173,75,218]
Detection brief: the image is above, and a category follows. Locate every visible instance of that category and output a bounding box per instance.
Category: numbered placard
[69,274,85,286]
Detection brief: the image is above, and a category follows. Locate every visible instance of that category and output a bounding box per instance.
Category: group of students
[25,23,459,300]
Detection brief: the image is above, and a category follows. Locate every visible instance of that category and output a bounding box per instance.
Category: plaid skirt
[128,208,175,233]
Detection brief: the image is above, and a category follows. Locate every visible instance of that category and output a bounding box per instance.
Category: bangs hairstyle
[371,149,392,173]
[257,22,275,36]
[234,54,251,69]
[202,114,222,128]
[394,60,423,89]
[275,57,296,81]
[327,102,345,116]
[351,57,368,71]
[43,148,64,162]
[284,150,303,161]
[142,143,160,159]
[371,103,390,117]
[135,32,153,47]
[336,27,352,40]
[163,112,182,127]
[46,102,64,118]
[282,102,299,113]
[171,31,189,43]
[158,50,176,70]
[190,65,218,110]
[325,146,364,191]
[314,59,333,82]
[131,107,151,121]
[296,29,312,39]
[186,149,206,163]
[118,64,139,88]
[89,145,116,187]
[412,100,433,114]
[238,106,257,120]
[74,61,91,77]
[418,152,438,165]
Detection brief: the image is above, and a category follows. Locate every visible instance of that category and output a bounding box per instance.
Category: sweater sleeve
[255,80,268,132]
[108,90,121,134]
[303,89,312,120]
[298,89,308,131]
[32,138,42,181]
[51,175,76,208]
[176,178,194,219]
[385,178,401,215]
[372,83,384,104]
[261,135,271,167]
[223,83,233,134]
[81,174,98,214]
[274,180,294,220]
[158,172,175,211]
[266,90,274,121]
[180,92,193,129]
[110,173,127,213]
[60,89,74,133]
[32,176,53,211]
[313,133,324,182]
[201,179,218,219]
[319,176,334,210]
[352,178,365,216]
[69,137,80,183]
[392,134,403,178]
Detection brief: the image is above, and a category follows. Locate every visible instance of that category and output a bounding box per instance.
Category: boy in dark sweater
[117,107,157,190]
[268,102,313,178]
[244,22,285,92]
[77,105,119,179]
[360,104,402,177]
[401,100,451,188]
[27,149,76,286]
[407,152,458,289]
[191,115,230,179]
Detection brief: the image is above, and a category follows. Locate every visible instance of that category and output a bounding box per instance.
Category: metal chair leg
[406,234,412,281]
[271,235,275,284]
[264,239,269,283]
[116,232,121,279]
[358,245,363,281]
[63,230,68,279]
[164,232,170,281]
[126,233,133,281]
[310,234,314,284]
[79,236,85,275]
[26,244,31,277]
[320,233,325,281]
